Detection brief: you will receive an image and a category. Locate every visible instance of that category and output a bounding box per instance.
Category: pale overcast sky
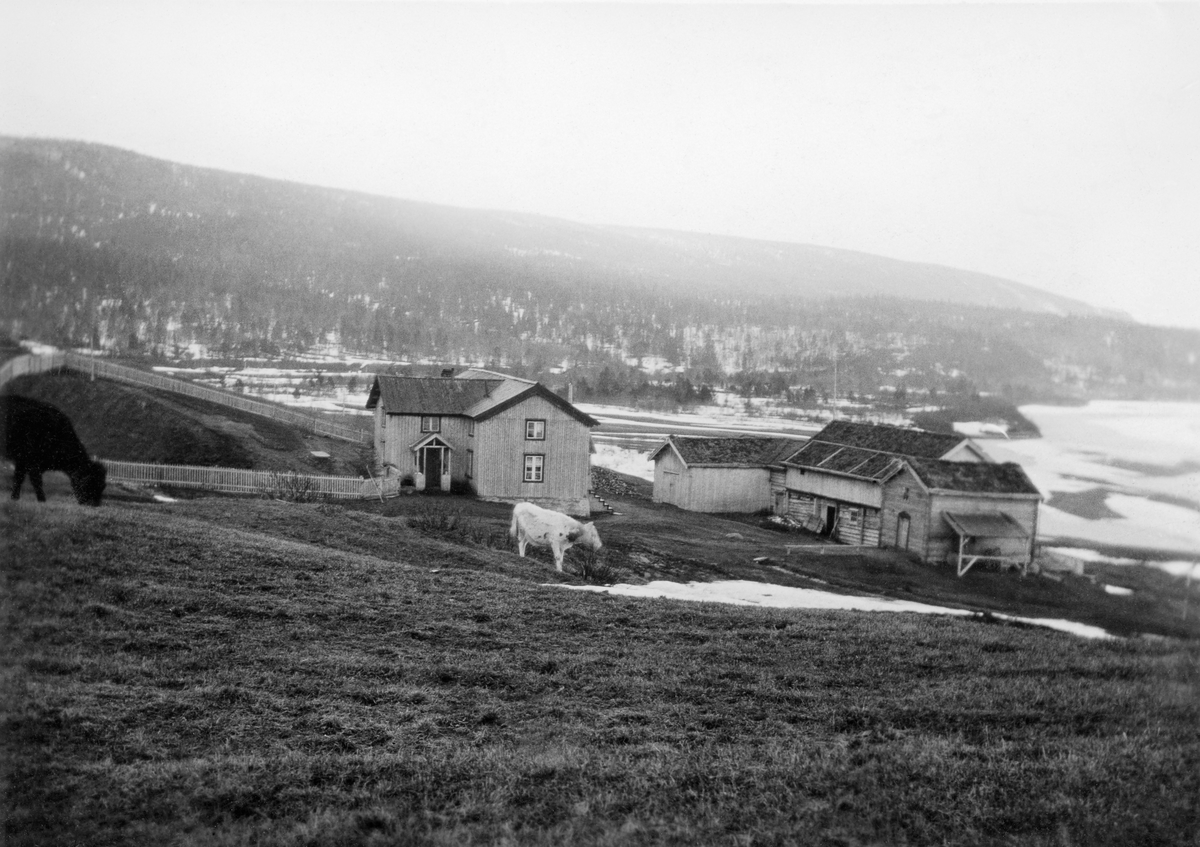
[3,1,1199,329]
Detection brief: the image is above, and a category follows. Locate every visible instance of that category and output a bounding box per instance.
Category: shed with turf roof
[650,435,805,513]
[782,420,994,545]
[881,457,1041,573]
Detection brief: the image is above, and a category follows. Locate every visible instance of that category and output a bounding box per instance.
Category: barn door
[896,512,911,550]
[822,505,838,537]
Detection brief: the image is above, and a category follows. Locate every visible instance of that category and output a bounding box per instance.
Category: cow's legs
[518,536,527,557]
[10,466,25,500]
[552,544,564,572]
[28,470,46,502]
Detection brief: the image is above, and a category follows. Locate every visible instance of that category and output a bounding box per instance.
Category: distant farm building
[652,420,1041,573]
[782,420,993,545]
[880,458,1041,575]
[366,368,597,514]
[650,435,802,513]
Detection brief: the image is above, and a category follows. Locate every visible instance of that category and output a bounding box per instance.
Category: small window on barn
[466,449,474,478]
[903,487,911,500]
[468,419,475,437]
[523,454,544,483]
[421,416,441,433]
[525,419,546,440]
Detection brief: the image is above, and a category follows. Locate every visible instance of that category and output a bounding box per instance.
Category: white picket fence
[104,459,375,499]
[0,352,368,443]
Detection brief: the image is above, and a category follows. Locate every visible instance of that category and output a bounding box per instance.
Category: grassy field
[3,495,1198,846]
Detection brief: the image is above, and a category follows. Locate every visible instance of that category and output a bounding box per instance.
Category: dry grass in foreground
[2,498,1198,846]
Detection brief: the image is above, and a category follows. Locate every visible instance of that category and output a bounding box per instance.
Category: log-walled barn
[781,420,993,544]
[650,435,803,513]
[366,368,597,514]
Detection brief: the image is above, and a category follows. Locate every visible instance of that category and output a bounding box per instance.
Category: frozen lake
[986,401,1200,563]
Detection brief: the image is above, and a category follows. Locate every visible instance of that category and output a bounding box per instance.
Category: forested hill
[3,135,1199,401]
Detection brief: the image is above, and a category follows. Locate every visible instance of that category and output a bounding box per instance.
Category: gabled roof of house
[366,376,501,414]
[806,420,975,460]
[650,435,804,468]
[903,458,1041,497]
[366,373,598,427]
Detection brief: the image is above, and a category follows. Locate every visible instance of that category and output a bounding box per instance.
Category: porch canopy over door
[943,511,1031,577]
[411,433,452,490]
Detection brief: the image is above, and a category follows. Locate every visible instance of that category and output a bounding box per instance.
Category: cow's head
[71,460,107,507]
[568,521,602,552]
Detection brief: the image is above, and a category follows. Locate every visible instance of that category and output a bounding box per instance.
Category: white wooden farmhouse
[366,368,597,515]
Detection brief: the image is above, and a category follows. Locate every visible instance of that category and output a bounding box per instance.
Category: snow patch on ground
[954,420,1010,438]
[549,579,1114,639]
[591,443,654,481]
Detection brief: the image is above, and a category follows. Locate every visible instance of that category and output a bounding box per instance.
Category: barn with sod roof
[366,368,597,514]
[881,457,1041,574]
[781,420,994,544]
[650,435,805,513]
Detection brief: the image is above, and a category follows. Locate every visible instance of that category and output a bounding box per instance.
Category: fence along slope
[0,352,367,443]
[103,460,374,499]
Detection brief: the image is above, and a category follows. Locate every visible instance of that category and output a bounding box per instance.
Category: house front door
[424,447,443,490]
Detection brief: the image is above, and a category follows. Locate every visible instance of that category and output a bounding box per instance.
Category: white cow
[509,501,602,572]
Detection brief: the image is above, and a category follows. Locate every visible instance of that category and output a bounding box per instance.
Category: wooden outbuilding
[648,421,1041,573]
[650,435,803,513]
[366,367,597,514]
[881,458,1041,573]
[782,420,993,544]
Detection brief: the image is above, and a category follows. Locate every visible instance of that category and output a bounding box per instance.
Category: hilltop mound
[2,371,370,475]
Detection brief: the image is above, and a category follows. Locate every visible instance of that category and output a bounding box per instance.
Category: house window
[525,419,546,440]
[421,416,441,433]
[523,454,545,483]
[466,449,474,478]
[468,419,475,437]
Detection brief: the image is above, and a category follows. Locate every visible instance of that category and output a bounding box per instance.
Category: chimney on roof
[568,382,574,404]
[441,368,455,378]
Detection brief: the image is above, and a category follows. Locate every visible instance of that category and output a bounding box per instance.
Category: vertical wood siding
[472,396,591,513]
[784,468,883,509]
[664,467,771,513]
[880,466,932,558]
[382,414,472,480]
[880,467,1040,564]
[653,450,686,506]
[924,494,1039,565]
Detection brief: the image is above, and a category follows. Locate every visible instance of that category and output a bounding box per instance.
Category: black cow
[0,395,107,506]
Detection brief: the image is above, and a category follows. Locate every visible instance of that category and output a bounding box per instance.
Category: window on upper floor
[525,419,546,440]
[421,416,441,433]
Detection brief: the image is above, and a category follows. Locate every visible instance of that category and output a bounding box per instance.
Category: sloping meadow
[2,499,1198,846]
